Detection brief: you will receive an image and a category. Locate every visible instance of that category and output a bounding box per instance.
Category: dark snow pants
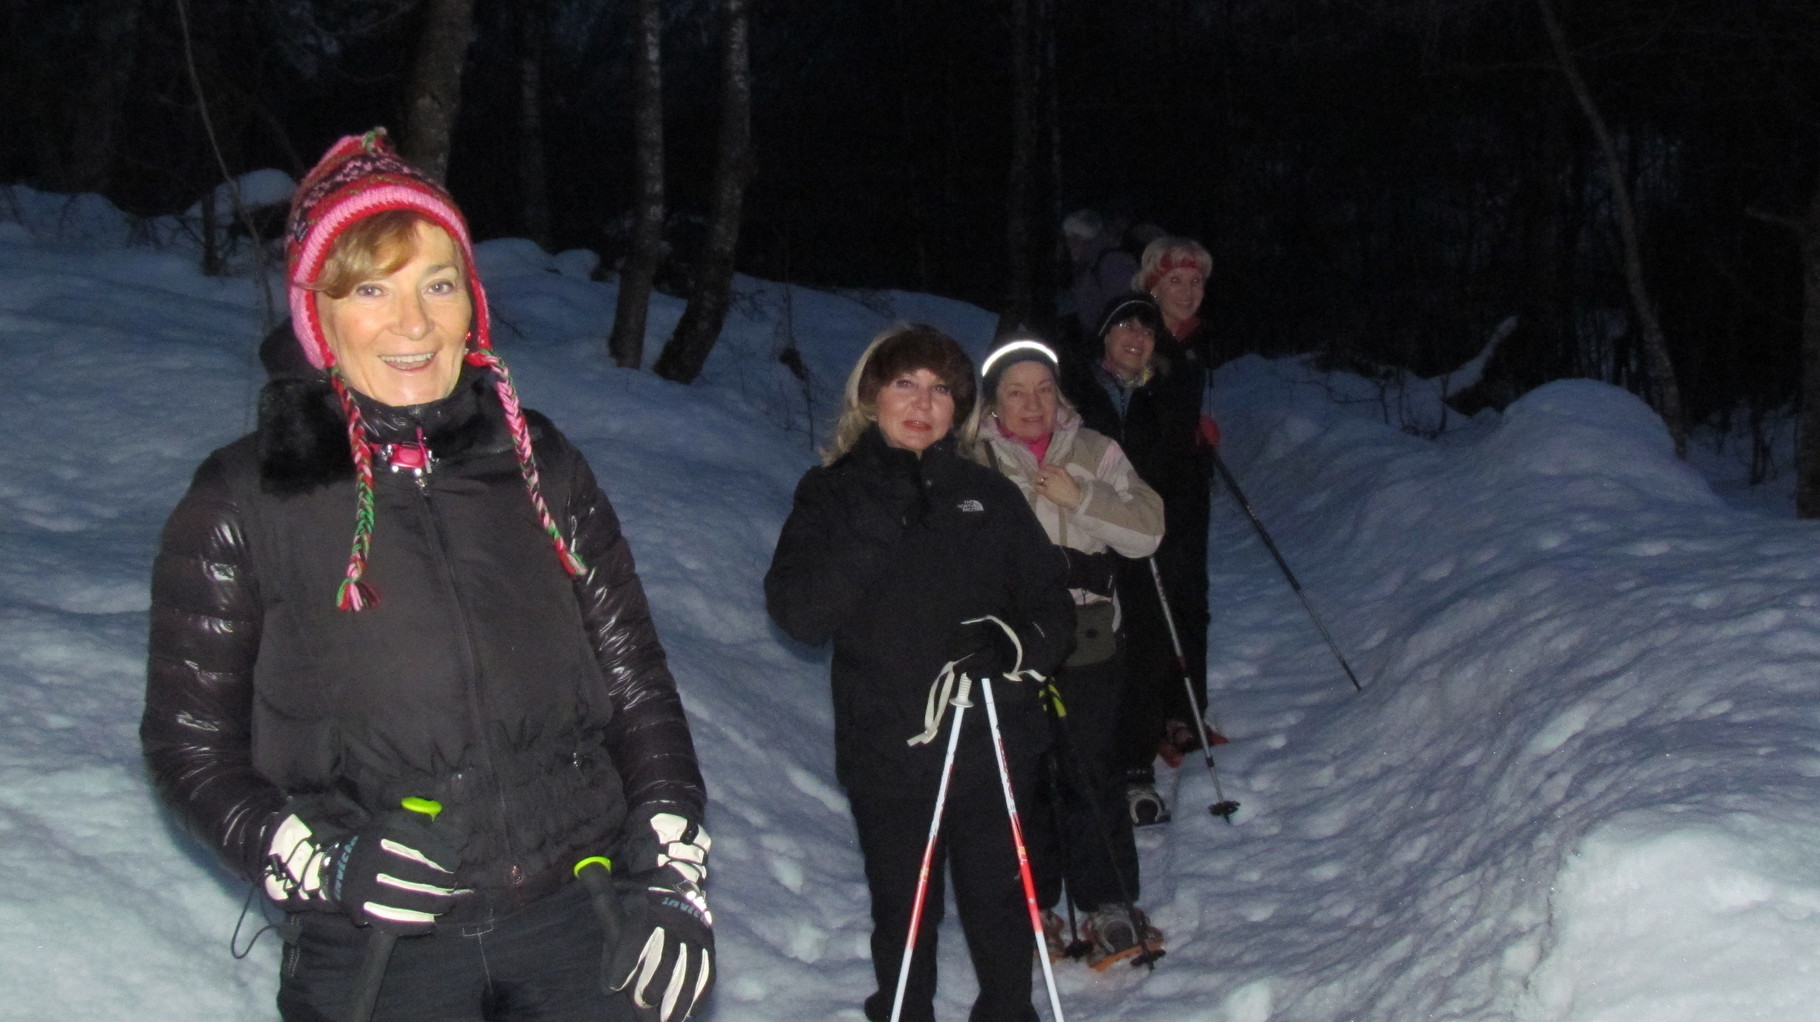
[1036,651,1141,912]
[276,882,639,1022]
[850,764,1043,1022]
[1114,520,1211,779]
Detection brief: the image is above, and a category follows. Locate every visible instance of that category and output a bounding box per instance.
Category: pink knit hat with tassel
[285,129,586,611]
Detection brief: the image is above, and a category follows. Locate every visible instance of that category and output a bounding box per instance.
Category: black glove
[264,799,460,935]
[1062,548,1116,597]
[594,813,715,1022]
[945,617,1020,681]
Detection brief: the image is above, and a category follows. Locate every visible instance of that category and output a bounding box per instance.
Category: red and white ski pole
[978,673,1067,1021]
[952,613,1070,1022]
[888,671,972,1022]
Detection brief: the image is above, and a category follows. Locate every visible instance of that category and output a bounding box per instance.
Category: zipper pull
[379,427,435,485]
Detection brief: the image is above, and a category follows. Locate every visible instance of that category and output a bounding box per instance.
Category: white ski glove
[596,812,714,1021]
[264,800,460,934]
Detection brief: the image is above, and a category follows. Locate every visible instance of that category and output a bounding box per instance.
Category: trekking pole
[346,797,443,1022]
[888,673,973,1022]
[1146,558,1240,822]
[1207,448,1364,692]
[573,856,622,960]
[979,674,1068,1021]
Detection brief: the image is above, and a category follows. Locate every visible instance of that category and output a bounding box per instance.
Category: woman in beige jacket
[970,336,1167,970]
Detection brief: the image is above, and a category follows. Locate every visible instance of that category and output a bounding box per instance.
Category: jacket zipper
[410,472,527,889]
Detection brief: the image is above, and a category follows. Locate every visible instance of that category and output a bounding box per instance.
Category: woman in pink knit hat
[143,130,712,1022]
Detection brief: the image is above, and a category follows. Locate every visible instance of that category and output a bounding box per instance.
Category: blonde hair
[1134,235,1212,293]
[309,210,465,299]
[824,324,977,464]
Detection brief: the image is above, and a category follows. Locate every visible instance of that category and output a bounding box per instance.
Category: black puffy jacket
[764,428,1073,797]
[141,370,703,920]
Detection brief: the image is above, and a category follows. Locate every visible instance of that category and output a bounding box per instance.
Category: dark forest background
[6,0,1820,497]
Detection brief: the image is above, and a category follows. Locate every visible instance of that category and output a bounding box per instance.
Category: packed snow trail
[6,190,1820,1020]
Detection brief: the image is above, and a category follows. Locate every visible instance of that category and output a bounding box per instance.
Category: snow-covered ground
[3,184,1818,1021]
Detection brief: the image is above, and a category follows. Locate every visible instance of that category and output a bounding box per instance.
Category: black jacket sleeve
[764,463,910,647]
[561,443,706,826]
[141,450,288,884]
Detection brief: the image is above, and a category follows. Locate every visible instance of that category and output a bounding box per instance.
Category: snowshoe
[1125,780,1170,827]
[1041,909,1069,962]
[1083,904,1166,971]
[1156,734,1186,769]
[1159,718,1228,768]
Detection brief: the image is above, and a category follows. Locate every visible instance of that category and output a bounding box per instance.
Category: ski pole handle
[346,798,443,1022]
[574,855,622,952]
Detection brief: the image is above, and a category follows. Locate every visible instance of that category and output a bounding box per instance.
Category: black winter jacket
[764,428,1074,797]
[1066,341,1215,689]
[1067,352,1210,529]
[141,370,704,921]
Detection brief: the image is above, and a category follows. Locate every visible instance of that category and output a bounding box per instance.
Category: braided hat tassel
[468,349,589,577]
[288,129,586,611]
[329,371,382,611]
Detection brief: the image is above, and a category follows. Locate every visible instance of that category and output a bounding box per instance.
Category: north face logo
[957,499,984,513]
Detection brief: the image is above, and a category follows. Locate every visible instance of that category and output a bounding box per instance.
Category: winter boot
[1040,909,1069,962]
[1125,769,1169,827]
[1083,904,1166,971]
[1155,731,1185,769]
[1158,718,1228,768]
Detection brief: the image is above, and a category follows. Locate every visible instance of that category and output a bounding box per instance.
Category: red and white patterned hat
[285,127,492,369]
[282,129,584,611]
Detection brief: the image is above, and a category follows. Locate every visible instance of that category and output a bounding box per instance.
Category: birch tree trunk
[400,0,477,184]
[517,0,551,252]
[656,0,752,384]
[1538,0,1687,457]
[609,0,666,369]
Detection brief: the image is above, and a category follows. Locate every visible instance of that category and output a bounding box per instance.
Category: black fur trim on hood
[256,368,536,496]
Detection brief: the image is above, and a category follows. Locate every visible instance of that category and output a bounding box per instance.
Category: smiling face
[317,221,472,407]
[994,360,1059,443]
[1151,259,1206,332]
[1103,317,1157,379]
[875,367,955,454]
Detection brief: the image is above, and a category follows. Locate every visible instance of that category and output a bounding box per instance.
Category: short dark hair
[856,325,978,426]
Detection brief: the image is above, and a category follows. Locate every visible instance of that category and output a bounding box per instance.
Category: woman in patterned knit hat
[142,130,711,1022]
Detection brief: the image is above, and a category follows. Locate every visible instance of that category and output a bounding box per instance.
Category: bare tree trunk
[1045,0,1065,291]
[1791,169,1820,517]
[400,0,477,184]
[656,0,752,384]
[996,0,1038,337]
[1538,0,1687,457]
[517,0,551,252]
[65,0,144,192]
[610,0,666,369]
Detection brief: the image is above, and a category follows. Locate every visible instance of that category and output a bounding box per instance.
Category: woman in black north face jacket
[141,130,709,1022]
[765,325,1073,1022]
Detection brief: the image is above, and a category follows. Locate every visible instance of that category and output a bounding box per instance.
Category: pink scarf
[997,417,1052,465]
